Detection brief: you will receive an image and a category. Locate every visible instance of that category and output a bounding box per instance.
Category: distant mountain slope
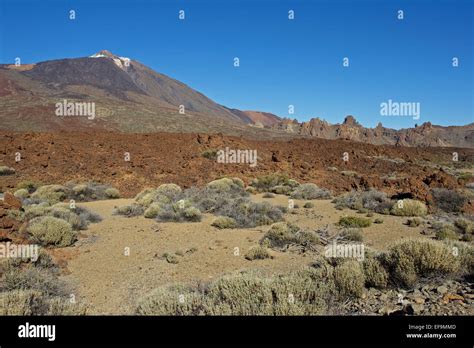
[272,116,474,148]
[0,50,472,148]
[240,111,281,126]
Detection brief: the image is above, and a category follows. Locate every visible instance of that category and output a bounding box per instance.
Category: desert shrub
[13,188,29,200]
[46,297,88,315]
[0,254,86,315]
[72,205,102,224]
[245,186,257,194]
[332,190,391,214]
[212,199,284,228]
[113,204,145,217]
[31,185,69,204]
[27,216,76,247]
[341,228,363,242]
[23,204,51,220]
[206,178,238,192]
[156,183,182,198]
[432,222,458,240]
[262,192,275,198]
[16,180,40,193]
[407,218,422,227]
[65,182,120,201]
[154,200,202,223]
[134,188,156,206]
[333,261,365,298]
[381,239,464,288]
[211,216,237,229]
[136,286,206,315]
[0,166,15,175]
[391,199,427,217]
[261,222,319,251]
[48,204,100,230]
[24,203,100,230]
[363,256,388,288]
[137,265,338,315]
[202,149,218,160]
[455,218,474,234]
[303,202,314,208]
[338,216,371,228]
[374,218,384,224]
[245,246,271,260]
[431,188,466,213]
[250,173,294,192]
[144,203,162,219]
[1,264,67,297]
[104,187,120,199]
[290,183,331,200]
[182,207,202,222]
[271,185,292,195]
[0,289,87,315]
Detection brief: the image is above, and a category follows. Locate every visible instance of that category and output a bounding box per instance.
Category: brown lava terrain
[1,130,472,201]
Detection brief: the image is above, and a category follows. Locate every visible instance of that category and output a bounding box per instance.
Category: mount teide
[0,50,280,135]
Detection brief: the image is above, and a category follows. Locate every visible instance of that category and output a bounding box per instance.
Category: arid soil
[1,131,472,201]
[60,194,424,314]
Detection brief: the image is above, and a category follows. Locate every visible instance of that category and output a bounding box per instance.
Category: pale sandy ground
[61,194,424,314]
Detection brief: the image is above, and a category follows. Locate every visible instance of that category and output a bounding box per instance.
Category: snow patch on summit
[89,51,131,70]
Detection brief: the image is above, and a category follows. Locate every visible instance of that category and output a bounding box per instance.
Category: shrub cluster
[137,266,337,315]
[431,188,466,213]
[260,222,319,251]
[0,255,86,315]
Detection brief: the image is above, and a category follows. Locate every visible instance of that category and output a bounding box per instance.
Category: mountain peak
[90,50,131,70]
[90,50,117,58]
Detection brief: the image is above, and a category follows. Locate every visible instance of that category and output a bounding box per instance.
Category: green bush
[290,183,331,200]
[303,202,314,208]
[113,204,145,217]
[338,216,371,228]
[381,239,463,288]
[433,223,458,240]
[391,199,427,217]
[31,185,69,204]
[27,216,76,247]
[211,216,237,229]
[363,256,388,288]
[341,228,363,242]
[104,187,120,199]
[137,263,343,315]
[261,222,319,251]
[0,166,15,175]
[16,180,40,193]
[250,173,296,192]
[245,246,271,260]
[333,261,365,298]
[14,188,29,199]
[144,203,163,219]
[332,190,392,213]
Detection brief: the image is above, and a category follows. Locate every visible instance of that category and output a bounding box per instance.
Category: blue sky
[1,0,472,128]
